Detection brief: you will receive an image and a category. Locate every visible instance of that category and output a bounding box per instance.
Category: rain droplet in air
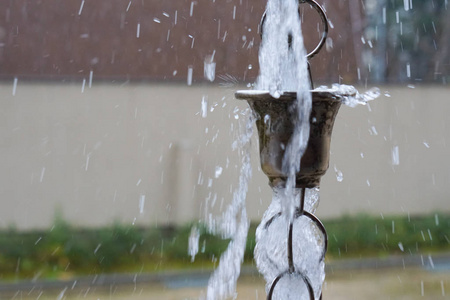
[139,195,145,214]
[187,66,193,86]
[78,0,85,15]
[215,166,223,178]
[190,1,195,17]
[12,77,18,96]
[392,146,400,166]
[188,226,200,262]
[334,165,343,182]
[201,96,208,118]
[403,0,410,11]
[204,52,216,82]
[89,71,93,88]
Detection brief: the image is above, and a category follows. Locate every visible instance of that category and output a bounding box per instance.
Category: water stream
[256,0,311,225]
[204,110,254,300]
[255,0,320,297]
[255,188,325,299]
[200,0,380,298]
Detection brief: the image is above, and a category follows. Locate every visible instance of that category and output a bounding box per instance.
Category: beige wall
[0,82,449,230]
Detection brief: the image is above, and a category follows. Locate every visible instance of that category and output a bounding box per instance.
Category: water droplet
[273,91,281,99]
[188,226,200,262]
[78,0,85,15]
[334,165,343,182]
[392,146,400,166]
[215,166,223,178]
[190,1,195,17]
[204,54,216,82]
[403,0,410,10]
[94,243,102,254]
[136,23,140,38]
[139,195,145,214]
[12,77,18,96]
[89,70,93,88]
[187,66,193,86]
[201,96,208,118]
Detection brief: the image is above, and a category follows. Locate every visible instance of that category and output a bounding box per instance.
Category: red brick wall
[0,0,362,83]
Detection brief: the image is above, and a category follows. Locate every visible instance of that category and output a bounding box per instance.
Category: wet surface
[2,267,449,299]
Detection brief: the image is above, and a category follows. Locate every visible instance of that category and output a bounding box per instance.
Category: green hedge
[0,217,233,280]
[324,213,450,258]
[0,214,448,280]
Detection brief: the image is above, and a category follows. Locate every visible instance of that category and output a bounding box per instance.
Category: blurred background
[0,0,449,299]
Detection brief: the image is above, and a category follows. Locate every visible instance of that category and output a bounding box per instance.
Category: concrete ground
[4,267,449,299]
[2,254,449,299]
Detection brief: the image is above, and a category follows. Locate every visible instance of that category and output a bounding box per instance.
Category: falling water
[255,0,322,299]
[204,0,376,298]
[257,0,311,223]
[255,188,324,297]
[203,110,253,300]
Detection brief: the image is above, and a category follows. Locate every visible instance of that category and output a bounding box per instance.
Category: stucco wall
[0,82,449,230]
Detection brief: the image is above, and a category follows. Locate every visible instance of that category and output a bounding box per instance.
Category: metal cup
[235,90,341,188]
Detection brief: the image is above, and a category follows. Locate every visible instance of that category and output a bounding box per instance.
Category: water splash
[256,0,309,94]
[255,188,325,299]
[254,0,324,298]
[257,0,312,223]
[188,226,200,262]
[315,84,381,107]
[204,52,216,82]
[392,146,400,166]
[204,110,253,300]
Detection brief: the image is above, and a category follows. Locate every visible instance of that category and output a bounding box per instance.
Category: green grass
[0,213,448,280]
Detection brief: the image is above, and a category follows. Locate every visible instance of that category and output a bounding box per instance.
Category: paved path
[1,253,449,299]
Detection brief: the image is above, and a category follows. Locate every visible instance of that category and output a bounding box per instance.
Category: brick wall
[0,0,361,83]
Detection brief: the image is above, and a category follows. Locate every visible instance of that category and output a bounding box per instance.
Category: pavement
[1,253,448,296]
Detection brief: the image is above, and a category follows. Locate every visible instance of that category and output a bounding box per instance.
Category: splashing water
[315,84,381,107]
[255,0,322,298]
[257,0,311,223]
[203,110,253,300]
[188,226,200,262]
[255,188,325,299]
[214,0,377,298]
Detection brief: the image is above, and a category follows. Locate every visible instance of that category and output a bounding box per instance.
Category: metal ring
[267,270,315,300]
[263,210,328,261]
[301,211,328,260]
[259,0,329,60]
